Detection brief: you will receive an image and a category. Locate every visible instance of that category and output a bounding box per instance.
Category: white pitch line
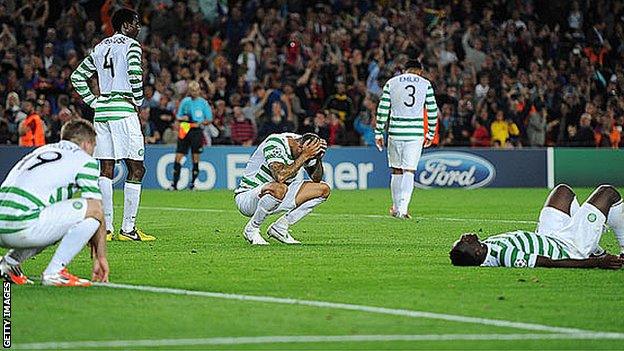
[124,205,537,224]
[90,282,600,335]
[15,332,624,350]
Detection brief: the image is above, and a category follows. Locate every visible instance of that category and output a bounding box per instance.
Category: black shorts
[176,128,204,154]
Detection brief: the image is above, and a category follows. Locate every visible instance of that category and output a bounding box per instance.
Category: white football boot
[267,218,301,244]
[243,222,269,245]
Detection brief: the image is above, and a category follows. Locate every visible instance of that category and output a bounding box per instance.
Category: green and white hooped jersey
[0,141,102,234]
[71,33,144,123]
[481,230,571,268]
[234,133,300,194]
[375,73,438,141]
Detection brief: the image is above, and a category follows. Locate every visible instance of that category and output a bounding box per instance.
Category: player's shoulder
[180,96,192,104]
[480,243,500,267]
[264,133,293,147]
[126,36,141,49]
[45,141,96,166]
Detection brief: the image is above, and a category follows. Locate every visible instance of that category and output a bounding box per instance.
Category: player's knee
[100,163,114,179]
[129,163,146,181]
[319,182,331,198]
[85,199,104,222]
[264,183,288,200]
[595,184,621,202]
[391,168,403,175]
[553,184,575,199]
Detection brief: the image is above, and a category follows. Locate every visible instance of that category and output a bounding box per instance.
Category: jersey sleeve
[263,138,289,165]
[127,41,144,107]
[425,82,438,140]
[75,160,102,200]
[203,101,213,122]
[375,81,391,138]
[70,52,98,108]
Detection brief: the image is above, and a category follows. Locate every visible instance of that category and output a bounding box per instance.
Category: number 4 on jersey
[103,48,115,78]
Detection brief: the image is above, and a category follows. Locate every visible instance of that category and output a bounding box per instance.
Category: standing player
[171,81,213,190]
[375,59,438,219]
[71,8,154,241]
[234,133,330,245]
[0,120,109,286]
[449,184,624,269]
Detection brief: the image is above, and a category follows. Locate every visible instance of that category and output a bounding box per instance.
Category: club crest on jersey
[266,148,284,160]
[415,152,496,189]
[588,213,597,223]
[72,201,83,210]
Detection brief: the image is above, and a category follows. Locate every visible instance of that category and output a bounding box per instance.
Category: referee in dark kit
[171,81,213,190]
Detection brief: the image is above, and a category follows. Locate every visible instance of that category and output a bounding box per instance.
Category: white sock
[281,197,327,227]
[250,195,281,228]
[122,182,142,233]
[607,200,624,254]
[398,171,414,215]
[98,177,114,232]
[390,174,401,212]
[43,218,100,276]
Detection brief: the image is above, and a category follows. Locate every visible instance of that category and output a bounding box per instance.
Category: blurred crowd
[1,0,623,148]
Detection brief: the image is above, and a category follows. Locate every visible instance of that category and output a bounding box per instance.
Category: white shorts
[536,204,606,259]
[94,116,144,161]
[387,138,424,170]
[235,180,305,217]
[0,199,88,249]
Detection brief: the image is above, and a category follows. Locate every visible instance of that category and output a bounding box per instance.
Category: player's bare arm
[304,139,326,182]
[305,157,324,183]
[268,139,322,183]
[85,199,109,282]
[535,255,623,270]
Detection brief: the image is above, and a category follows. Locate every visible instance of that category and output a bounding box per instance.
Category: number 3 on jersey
[404,85,416,107]
[103,48,115,78]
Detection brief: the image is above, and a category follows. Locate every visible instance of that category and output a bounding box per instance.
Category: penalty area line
[85,282,603,336]
[127,205,537,224]
[14,332,624,349]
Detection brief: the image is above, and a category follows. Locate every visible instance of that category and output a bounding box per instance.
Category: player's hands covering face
[301,139,323,160]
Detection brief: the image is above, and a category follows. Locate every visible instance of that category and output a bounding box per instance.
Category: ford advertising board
[415,152,496,189]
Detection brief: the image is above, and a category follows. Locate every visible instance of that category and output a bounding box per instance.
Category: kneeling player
[449,184,624,269]
[234,133,330,245]
[0,120,109,285]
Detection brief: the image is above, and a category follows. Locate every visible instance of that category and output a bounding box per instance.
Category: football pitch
[8,188,624,349]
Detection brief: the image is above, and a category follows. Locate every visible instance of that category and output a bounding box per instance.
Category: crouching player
[234,133,330,245]
[0,120,109,285]
[450,184,624,269]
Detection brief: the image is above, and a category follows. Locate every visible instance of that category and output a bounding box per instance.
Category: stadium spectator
[327,111,346,146]
[572,113,596,147]
[471,119,490,147]
[353,94,377,147]
[0,0,622,150]
[18,99,45,147]
[490,111,510,147]
[230,106,256,146]
[527,110,547,147]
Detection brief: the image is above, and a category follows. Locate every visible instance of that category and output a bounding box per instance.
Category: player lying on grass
[0,120,109,286]
[450,184,624,269]
[234,133,330,245]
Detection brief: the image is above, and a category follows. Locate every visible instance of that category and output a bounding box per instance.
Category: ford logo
[415,152,496,189]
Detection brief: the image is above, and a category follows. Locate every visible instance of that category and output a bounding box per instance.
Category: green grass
[8,188,624,349]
